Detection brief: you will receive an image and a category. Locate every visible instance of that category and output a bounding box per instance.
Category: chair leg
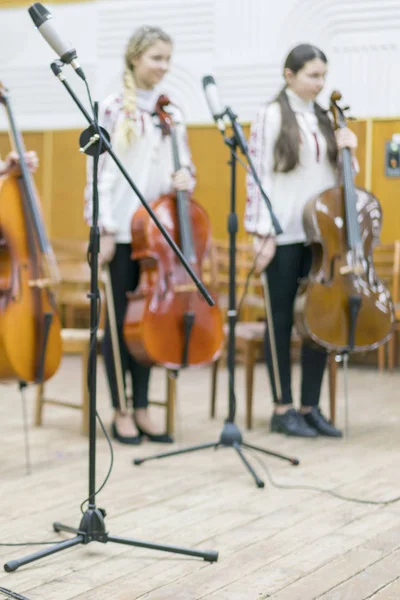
[166,370,176,436]
[35,383,45,427]
[81,342,90,436]
[378,344,386,372]
[328,354,337,426]
[65,305,75,328]
[245,341,257,430]
[210,358,220,419]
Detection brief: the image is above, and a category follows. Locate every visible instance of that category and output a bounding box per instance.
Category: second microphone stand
[133,107,299,488]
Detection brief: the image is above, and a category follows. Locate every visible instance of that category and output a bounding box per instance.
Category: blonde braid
[116,25,172,148]
[118,67,137,146]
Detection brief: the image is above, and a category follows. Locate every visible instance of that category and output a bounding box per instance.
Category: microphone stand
[3,61,218,573]
[132,106,299,487]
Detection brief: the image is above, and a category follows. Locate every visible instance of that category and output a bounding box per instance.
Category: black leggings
[264,243,327,407]
[102,244,150,410]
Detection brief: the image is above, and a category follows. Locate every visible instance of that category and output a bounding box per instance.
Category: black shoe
[271,408,318,437]
[134,422,174,444]
[302,407,343,438]
[111,422,143,445]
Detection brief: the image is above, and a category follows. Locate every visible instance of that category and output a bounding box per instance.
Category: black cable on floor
[244,447,400,506]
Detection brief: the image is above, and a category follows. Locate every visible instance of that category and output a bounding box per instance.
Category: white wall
[0,0,399,130]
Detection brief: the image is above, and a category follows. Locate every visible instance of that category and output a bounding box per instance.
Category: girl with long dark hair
[245,44,358,438]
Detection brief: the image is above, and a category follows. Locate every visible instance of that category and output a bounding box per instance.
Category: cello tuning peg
[342,105,355,120]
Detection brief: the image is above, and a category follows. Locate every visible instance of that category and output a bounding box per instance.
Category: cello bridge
[173,284,197,293]
[28,278,55,289]
[339,264,364,276]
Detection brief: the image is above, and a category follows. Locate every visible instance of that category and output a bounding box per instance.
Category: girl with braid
[85,26,195,444]
[245,44,358,438]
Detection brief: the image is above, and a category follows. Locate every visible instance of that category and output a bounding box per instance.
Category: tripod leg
[0,587,31,600]
[4,535,84,572]
[133,442,219,465]
[107,534,218,562]
[53,522,81,535]
[232,442,264,488]
[241,442,299,466]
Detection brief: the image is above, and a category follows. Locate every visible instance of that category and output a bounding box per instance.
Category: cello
[295,90,394,353]
[0,82,62,383]
[123,95,223,369]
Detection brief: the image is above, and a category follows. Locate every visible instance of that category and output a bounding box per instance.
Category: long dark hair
[273,44,338,173]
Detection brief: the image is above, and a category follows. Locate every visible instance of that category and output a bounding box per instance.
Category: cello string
[162,101,195,262]
[3,89,59,285]
[4,94,47,253]
[342,147,359,250]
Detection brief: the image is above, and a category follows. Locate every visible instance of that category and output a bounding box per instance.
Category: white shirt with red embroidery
[245,88,338,244]
[84,87,196,243]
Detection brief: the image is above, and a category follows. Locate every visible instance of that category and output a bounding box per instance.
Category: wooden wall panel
[45,125,250,244]
[371,119,400,244]
[187,125,250,241]
[1,119,398,245]
[51,129,89,240]
[349,120,366,188]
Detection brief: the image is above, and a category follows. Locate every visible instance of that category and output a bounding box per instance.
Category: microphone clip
[50,60,63,74]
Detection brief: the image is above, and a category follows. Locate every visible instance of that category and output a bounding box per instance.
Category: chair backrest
[205,238,264,320]
[51,239,89,263]
[51,238,105,329]
[373,241,400,305]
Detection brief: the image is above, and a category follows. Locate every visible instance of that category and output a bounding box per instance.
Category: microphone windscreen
[202,75,216,89]
[28,3,51,28]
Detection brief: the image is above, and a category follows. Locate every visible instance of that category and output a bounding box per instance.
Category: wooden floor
[1,356,400,599]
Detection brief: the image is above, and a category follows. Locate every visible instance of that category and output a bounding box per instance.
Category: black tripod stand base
[0,586,32,600]
[219,421,242,445]
[133,421,299,489]
[3,508,218,573]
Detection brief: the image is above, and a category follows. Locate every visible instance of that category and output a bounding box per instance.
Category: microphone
[202,75,227,132]
[28,2,86,81]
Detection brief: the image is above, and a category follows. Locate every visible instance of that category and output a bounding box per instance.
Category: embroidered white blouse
[244,88,339,245]
[84,88,196,243]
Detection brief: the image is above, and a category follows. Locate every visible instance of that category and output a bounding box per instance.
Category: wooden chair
[208,240,273,429]
[210,321,265,430]
[35,239,177,436]
[207,239,265,321]
[372,241,400,370]
[209,239,338,428]
[35,240,105,435]
[50,239,94,329]
[35,328,103,435]
[211,324,338,429]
